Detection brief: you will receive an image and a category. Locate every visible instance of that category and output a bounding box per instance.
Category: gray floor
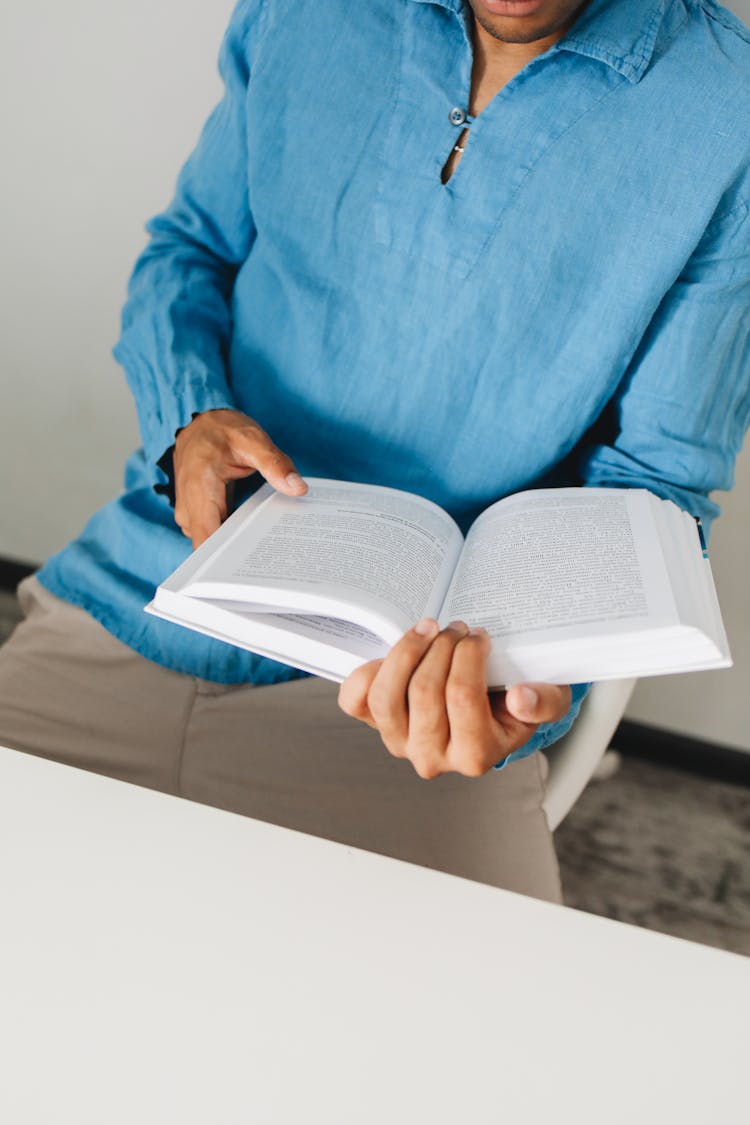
[1,588,748,956]
[556,755,750,956]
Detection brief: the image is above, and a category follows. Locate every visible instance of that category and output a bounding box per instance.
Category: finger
[175,471,229,548]
[189,497,225,549]
[227,424,308,496]
[337,660,384,727]
[405,621,470,778]
[443,628,497,778]
[364,618,441,758]
[504,683,572,725]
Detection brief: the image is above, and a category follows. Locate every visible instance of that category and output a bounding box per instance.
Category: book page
[148,588,389,682]
[187,479,464,635]
[440,489,677,644]
[199,601,389,661]
[244,611,388,663]
[651,499,731,660]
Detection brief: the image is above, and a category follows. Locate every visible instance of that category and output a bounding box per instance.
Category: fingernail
[286,472,306,491]
[469,626,488,637]
[414,618,438,637]
[514,686,539,714]
[447,620,469,635]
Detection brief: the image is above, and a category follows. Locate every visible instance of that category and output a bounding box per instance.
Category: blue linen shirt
[39,0,750,763]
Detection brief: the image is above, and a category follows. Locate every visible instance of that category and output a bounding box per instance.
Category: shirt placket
[373,0,627,280]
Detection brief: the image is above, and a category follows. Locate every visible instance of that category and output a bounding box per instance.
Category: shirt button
[449,106,467,126]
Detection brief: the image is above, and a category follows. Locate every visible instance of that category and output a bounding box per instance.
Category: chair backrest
[541,679,637,832]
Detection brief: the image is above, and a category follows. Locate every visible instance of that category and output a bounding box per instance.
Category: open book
[147,478,731,686]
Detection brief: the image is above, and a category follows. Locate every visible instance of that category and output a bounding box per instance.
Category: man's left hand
[338,619,571,779]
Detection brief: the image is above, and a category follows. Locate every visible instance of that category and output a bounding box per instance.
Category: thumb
[230,428,308,497]
[505,683,572,724]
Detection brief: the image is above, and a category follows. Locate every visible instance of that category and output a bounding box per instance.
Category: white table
[0,745,747,1125]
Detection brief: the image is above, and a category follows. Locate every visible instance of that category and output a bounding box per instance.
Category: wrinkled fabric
[39,0,750,763]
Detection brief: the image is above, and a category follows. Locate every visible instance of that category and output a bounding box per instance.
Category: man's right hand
[173,408,308,549]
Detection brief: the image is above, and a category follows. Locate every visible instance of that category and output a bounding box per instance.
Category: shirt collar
[407,0,670,85]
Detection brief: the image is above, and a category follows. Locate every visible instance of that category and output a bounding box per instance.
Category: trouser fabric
[0,577,563,902]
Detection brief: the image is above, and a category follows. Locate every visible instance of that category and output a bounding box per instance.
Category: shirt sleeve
[496,198,750,771]
[112,0,267,482]
[578,198,750,539]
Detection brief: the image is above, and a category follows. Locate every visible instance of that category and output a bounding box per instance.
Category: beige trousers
[0,577,562,901]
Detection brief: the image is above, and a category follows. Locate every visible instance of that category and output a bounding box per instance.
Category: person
[1,0,749,902]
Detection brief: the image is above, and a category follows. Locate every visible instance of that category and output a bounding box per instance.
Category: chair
[541,678,637,832]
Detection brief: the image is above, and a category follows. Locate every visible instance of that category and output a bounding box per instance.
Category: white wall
[0,0,235,561]
[1,0,749,749]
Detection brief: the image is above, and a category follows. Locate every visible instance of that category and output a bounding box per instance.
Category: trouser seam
[174,678,200,797]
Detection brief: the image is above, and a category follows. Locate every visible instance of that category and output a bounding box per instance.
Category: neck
[468,0,591,73]
[468,7,584,112]
[473,19,565,65]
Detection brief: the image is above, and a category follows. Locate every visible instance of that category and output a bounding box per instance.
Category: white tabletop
[0,745,747,1125]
